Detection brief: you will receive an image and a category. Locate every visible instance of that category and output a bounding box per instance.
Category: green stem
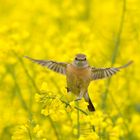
[60,99,88,115]
[109,93,130,134]
[26,126,32,140]
[100,0,130,137]
[75,101,80,138]
[6,64,32,120]
[11,50,40,92]
[42,95,88,115]
[11,51,61,140]
[102,0,126,109]
[48,116,60,140]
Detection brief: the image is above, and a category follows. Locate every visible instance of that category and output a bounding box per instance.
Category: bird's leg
[75,91,85,101]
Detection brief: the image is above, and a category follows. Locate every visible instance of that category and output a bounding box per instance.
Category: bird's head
[73,54,89,68]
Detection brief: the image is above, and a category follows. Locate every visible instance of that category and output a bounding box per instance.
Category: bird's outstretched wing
[24,56,68,75]
[91,61,133,80]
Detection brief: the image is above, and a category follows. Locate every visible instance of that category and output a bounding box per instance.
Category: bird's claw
[75,98,82,102]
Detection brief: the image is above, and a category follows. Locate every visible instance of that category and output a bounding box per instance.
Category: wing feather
[91,61,133,80]
[24,56,67,75]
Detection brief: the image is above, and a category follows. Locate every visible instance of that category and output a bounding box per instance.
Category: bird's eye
[84,58,86,61]
[75,57,78,60]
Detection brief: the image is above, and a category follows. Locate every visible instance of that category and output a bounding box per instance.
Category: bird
[24,54,133,112]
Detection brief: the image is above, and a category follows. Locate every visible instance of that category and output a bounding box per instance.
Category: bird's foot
[75,97,82,102]
[75,91,85,101]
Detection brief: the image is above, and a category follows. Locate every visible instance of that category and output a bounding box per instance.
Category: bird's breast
[66,64,91,94]
[66,64,91,78]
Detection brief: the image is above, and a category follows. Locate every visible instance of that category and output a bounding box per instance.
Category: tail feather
[87,98,95,112]
[84,92,95,112]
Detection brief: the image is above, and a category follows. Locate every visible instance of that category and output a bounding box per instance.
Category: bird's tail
[87,98,95,112]
[84,92,95,112]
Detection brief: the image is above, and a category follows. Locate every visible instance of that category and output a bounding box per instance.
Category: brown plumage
[24,54,133,112]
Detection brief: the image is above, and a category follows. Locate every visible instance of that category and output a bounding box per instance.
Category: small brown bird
[24,54,133,111]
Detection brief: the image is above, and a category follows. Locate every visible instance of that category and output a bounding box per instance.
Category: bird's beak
[77,61,83,66]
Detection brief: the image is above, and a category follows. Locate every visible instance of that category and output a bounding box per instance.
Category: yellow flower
[0,0,139,139]
[79,132,99,140]
[41,82,49,91]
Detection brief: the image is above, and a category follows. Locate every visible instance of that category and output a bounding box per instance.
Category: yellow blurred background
[0,0,140,139]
